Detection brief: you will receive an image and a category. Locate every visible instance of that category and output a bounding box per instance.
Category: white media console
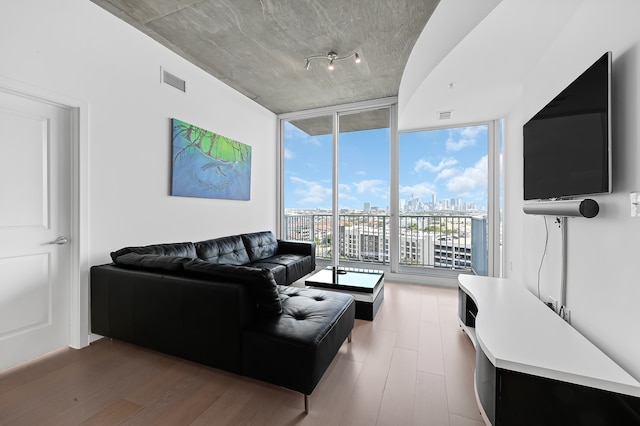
[458,274,640,425]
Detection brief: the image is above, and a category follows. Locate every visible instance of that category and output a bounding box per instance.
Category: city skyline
[284,122,490,212]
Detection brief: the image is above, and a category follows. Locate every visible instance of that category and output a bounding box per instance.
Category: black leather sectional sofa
[90,231,355,412]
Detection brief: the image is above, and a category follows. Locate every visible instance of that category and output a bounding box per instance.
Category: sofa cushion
[110,242,196,262]
[112,252,190,272]
[184,260,282,316]
[246,261,287,285]
[241,231,278,262]
[260,253,314,284]
[195,235,250,265]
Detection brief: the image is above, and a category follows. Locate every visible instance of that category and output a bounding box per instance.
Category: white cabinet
[458,275,640,425]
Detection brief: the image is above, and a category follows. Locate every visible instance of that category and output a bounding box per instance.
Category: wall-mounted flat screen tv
[523,51,611,201]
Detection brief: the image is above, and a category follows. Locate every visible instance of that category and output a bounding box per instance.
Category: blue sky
[284,122,489,211]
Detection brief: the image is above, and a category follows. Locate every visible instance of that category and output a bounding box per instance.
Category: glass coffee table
[304,267,384,320]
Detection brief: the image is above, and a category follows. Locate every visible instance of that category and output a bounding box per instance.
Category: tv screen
[523,52,611,201]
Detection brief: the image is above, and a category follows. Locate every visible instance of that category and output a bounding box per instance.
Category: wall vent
[161,68,186,92]
[438,111,452,120]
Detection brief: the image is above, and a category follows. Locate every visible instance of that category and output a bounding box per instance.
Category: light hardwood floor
[0,282,484,425]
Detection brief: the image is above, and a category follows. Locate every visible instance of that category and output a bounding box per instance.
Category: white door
[0,90,71,371]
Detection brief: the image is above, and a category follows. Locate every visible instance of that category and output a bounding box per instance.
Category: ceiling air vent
[438,111,452,120]
[161,68,186,92]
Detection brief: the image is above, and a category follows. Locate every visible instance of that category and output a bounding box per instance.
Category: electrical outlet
[631,192,640,217]
[547,297,557,313]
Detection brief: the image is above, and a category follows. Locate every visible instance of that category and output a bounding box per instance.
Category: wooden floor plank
[338,319,375,363]
[376,347,418,425]
[414,371,450,426]
[339,329,397,426]
[0,339,157,424]
[0,347,83,396]
[417,321,445,375]
[420,292,441,324]
[120,376,218,426]
[50,345,179,424]
[374,282,422,351]
[79,399,141,425]
[450,413,487,426]
[302,357,362,421]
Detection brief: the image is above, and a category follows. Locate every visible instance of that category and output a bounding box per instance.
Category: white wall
[0,0,277,257]
[508,0,640,379]
[398,0,581,131]
[397,0,501,124]
[0,0,277,344]
[400,0,640,380]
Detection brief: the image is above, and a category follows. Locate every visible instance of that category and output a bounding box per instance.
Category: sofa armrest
[277,239,316,268]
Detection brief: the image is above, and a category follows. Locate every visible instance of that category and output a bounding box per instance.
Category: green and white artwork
[172,118,252,200]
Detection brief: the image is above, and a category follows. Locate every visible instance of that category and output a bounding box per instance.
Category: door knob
[48,236,69,245]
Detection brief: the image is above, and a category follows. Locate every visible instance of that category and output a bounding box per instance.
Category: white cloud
[353,179,386,195]
[414,157,458,173]
[289,176,331,204]
[445,126,485,151]
[460,126,484,138]
[446,135,476,151]
[399,182,437,198]
[338,183,360,203]
[338,180,390,206]
[339,193,359,202]
[446,155,488,196]
[284,148,294,160]
[339,183,351,193]
[436,168,459,181]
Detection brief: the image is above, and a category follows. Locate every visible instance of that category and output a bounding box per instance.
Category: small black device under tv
[523,51,611,201]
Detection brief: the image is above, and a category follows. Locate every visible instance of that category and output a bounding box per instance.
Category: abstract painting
[171,118,252,200]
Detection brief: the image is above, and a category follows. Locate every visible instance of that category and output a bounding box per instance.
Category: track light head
[303,50,361,72]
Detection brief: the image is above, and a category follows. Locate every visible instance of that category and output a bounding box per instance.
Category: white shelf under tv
[458,274,640,425]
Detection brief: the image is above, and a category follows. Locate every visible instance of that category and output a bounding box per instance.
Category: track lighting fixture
[304,51,361,71]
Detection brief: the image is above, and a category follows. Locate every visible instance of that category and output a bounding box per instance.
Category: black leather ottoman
[242,286,355,412]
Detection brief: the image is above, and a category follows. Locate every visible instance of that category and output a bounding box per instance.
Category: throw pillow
[113,252,190,272]
[110,241,197,262]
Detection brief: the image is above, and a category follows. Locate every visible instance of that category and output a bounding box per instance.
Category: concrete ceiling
[90,0,440,131]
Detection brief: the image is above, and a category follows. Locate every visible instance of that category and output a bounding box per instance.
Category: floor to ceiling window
[338,108,390,264]
[281,115,333,258]
[398,122,501,277]
[280,101,393,268]
[279,102,502,278]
